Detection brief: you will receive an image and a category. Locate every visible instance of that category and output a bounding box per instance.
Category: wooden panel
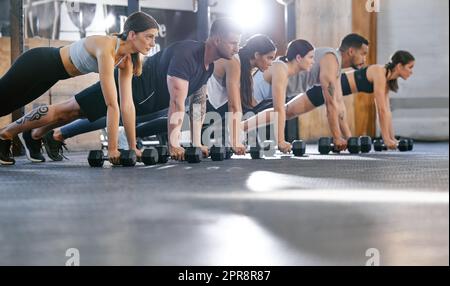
[352,0,377,137]
[0,37,12,127]
[294,0,355,141]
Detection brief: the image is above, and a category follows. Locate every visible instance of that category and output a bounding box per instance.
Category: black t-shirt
[132,40,214,113]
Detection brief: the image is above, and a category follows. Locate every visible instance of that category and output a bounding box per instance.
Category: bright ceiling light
[230,0,267,32]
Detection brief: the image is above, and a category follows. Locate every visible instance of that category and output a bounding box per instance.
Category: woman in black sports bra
[250,50,415,151]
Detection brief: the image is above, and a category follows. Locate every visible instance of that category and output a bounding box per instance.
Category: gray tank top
[287,47,342,97]
[69,37,121,74]
[253,70,273,104]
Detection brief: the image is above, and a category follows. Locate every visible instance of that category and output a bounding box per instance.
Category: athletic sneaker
[18,130,46,163]
[0,138,15,165]
[42,130,68,162]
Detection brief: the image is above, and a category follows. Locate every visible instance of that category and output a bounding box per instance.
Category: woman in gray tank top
[243,39,315,153]
[0,12,159,166]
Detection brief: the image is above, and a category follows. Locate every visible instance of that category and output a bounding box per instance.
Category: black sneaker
[18,130,46,163]
[0,138,15,165]
[42,130,68,162]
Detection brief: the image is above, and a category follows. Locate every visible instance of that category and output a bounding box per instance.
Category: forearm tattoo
[189,86,207,122]
[328,83,335,98]
[15,105,49,125]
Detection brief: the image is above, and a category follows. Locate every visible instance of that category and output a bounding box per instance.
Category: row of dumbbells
[88,136,415,167]
[88,146,170,167]
[318,136,414,155]
[185,139,307,163]
[88,139,308,167]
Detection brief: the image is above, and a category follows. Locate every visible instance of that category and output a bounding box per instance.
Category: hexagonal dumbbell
[318,137,333,155]
[142,147,159,166]
[374,139,409,152]
[210,146,225,162]
[156,145,170,163]
[347,137,362,154]
[407,138,414,151]
[88,150,136,167]
[185,147,202,163]
[292,140,306,157]
[360,136,373,153]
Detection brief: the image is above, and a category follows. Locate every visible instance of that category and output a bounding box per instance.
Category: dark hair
[117,12,159,76]
[279,39,314,63]
[210,18,242,38]
[339,33,369,52]
[385,50,415,93]
[237,35,277,109]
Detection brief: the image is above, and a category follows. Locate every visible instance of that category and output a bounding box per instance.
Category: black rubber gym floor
[0,143,448,266]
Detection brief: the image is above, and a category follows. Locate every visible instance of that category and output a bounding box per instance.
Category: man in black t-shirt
[17,18,242,163]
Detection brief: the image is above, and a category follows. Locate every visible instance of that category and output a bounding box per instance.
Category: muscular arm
[320,54,344,140]
[335,76,352,138]
[167,76,189,149]
[189,85,207,147]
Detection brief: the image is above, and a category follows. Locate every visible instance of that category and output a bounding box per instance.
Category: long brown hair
[238,35,276,109]
[116,12,159,76]
[385,50,415,93]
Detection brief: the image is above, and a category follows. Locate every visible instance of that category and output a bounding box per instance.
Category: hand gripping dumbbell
[373,138,409,152]
[88,149,136,167]
[210,141,276,160]
[319,137,370,155]
[318,137,341,154]
[395,136,414,151]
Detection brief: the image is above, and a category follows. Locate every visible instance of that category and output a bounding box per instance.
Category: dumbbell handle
[374,140,406,151]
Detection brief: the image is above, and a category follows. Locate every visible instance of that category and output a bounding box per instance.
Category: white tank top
[207,74,228,109]
[207,54,240,110]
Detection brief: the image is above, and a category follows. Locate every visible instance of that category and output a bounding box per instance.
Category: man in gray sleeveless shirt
[287,34,369,151]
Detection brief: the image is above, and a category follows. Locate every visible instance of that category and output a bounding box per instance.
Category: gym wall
[293,0,357,141]
[377,0,449,141]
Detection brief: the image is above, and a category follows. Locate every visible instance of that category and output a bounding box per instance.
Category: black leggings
[0,47,70,117]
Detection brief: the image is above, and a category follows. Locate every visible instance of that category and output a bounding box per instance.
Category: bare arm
[96,49,120,156]
[320,54,346,150]
[189,85,207,147]
[270,64,290,148]
[167,76,189,157]
[118,55,138,153]
[372,68,396,146]
[335,76,352,138]
[225,58,244,150]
